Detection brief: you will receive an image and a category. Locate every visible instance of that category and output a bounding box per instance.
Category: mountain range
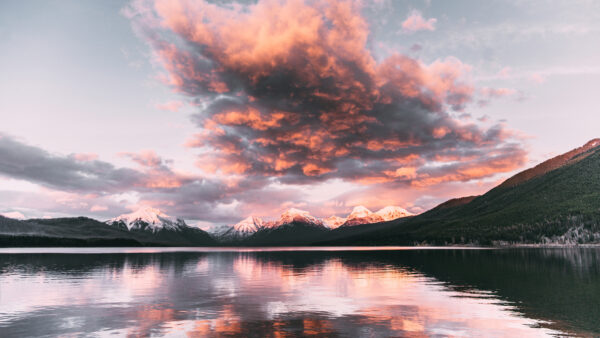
[2,139,600,247]
[0,206,215,247]
[212,205,413,242]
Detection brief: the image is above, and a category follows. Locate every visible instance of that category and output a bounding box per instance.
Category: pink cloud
[124,0,525,188]
[118,149,194,188]
[1,211,25,220]
[529,73,546,84]
[90,205,108,212]
[497,67,512,78]
[120,150,163,168]
[72,153,99,162]
[156,100,184,112]
[401,10,437,33]
[477,87,520,107]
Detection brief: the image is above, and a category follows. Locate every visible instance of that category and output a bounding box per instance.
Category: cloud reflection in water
[0,249,565,337]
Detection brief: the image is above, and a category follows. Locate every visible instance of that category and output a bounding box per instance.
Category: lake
[0,247,599,337]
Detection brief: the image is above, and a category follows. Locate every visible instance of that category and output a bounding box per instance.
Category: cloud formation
[126,0,526,188]
[476,87,525,107]
[0,134,190,193]
[0,0,531,226]
[0,133,296,223]
[401,10,437,33]
[1,211,25,220]
[156,100,184,112]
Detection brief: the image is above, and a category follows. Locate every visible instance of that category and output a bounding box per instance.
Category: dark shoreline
[2,235,599,249]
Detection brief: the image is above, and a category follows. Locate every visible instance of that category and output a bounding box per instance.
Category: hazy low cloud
[0,211,25,220]
[156,100,184,112]
[0,133,301,223]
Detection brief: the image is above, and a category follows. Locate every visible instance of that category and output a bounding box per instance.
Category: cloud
[0,133,191,193]
[156,100,184,112]
[0,189,134,220]
[0,0,532,226]
[529,73,546,84]
[90,205,108,212]
[71,153,99,162]
[0,133,142,193]
[477,87,522,107]
[401,10,437,33]
[0,133,276,223]
[0,131,523,225]
[476,66,600,83]
[496,67,511,79]
[410,43,423,52]
[125,0,525,189]
[1,211,25,220]
[120,150,163,168]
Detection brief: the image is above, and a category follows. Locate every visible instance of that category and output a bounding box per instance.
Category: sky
[0,0,599,229]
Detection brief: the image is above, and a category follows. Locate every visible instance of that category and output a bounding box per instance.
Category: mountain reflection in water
[1,247,599,337]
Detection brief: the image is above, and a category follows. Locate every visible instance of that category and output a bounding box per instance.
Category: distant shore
[2,241,600,250]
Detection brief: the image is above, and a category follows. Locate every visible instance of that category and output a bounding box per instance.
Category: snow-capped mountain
[375,206,414,221]
[338,205,413,227]
[347,206,372,220]
[322,215,347,229]
[215,216,265,240]
[244,208,328,245]
[209,224,234,237]
[233,216,264,233]
[270,208,324,227]
[106,206,187,232]
[343,206,384,226]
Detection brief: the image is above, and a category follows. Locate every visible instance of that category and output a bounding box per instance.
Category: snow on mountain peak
[339,205,412,226]
[210,215,265,240]
[375,206,414,221]
[233,216,264,234]
[348,205,373,220]
[107,206,184,232]
[275,208,323,227]
[209,224,234,237]
[211,204,415,238]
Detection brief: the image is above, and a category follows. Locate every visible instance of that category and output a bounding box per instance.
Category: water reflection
[1,248,598,337]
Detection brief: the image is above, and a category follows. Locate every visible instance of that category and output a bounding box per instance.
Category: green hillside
[318,141,600,246]
[245,222,330,246]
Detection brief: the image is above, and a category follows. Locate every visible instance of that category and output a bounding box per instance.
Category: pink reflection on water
[0,249,560,337]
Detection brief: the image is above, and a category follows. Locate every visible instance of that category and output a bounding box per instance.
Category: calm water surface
[0,247,599,337]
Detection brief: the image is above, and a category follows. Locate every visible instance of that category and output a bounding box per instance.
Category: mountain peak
[375,206,414,221]
[275,208,323,227]
[107,206,184,232]
[343,206,382,226]
[340,205,412,227]
[584,138,600,149]
[232,216,264,233]
[348,205,373,219]
[322,215,347,229]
